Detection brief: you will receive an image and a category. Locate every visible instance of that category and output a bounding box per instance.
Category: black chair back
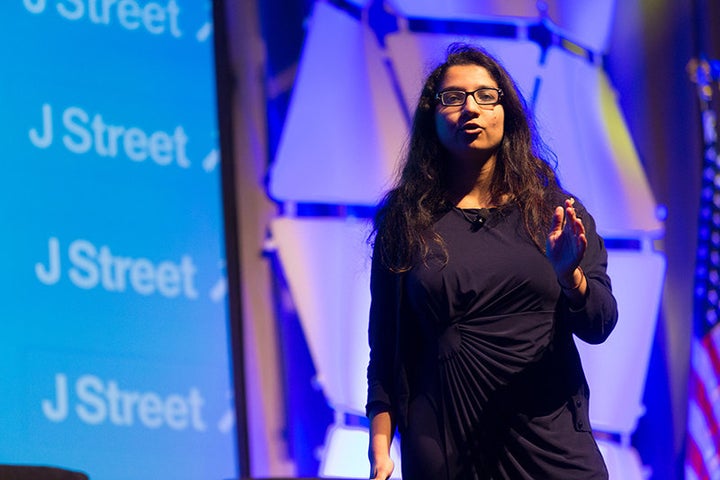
[0,465,89,480]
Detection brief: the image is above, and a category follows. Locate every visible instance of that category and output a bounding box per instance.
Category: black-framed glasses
[435,87,503,106]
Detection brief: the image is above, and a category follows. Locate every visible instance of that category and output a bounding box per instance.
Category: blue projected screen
[0,2,237,479]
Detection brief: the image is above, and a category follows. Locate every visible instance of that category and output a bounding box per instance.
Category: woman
[366,44,618,479]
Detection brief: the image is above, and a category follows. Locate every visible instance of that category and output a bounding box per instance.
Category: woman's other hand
[369,454,394,480]
[369,410,394,479]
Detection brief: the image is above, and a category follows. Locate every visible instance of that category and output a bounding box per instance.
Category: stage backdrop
[0,2,238,479]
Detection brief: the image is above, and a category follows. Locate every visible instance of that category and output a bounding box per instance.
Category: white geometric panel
[269,2,407,204]
[271,217,373,415]
[534,48,663,237]
[577,248,666,436]
[389,0,540,21]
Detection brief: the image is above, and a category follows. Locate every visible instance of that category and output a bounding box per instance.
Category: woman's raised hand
[546,198,587,283]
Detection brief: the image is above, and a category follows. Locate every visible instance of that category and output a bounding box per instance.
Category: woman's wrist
[369,410,393,457]
[559,266,588,308]
[559,266,584,290]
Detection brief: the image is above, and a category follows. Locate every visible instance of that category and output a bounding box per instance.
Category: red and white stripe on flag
[686,324,720,480]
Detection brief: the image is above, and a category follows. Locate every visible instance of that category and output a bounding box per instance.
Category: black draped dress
[366,201,618,479]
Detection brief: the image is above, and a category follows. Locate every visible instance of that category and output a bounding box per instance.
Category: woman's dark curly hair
[372,43,566,272]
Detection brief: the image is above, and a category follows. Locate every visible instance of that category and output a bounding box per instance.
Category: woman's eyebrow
[439,84,496,91]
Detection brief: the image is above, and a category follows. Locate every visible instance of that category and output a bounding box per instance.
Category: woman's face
[434,64,505,163]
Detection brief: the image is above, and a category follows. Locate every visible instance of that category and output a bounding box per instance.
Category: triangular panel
[269,2,407,204]
[271,217,373,414]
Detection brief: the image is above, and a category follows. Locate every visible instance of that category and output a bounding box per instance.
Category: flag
[686,58,720,480]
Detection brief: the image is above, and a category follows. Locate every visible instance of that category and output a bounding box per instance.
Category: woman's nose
[461,95,483,114]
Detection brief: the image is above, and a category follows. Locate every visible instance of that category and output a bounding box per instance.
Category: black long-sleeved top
[366,201,618,479]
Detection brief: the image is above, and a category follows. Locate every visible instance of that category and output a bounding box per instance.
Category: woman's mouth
[461,124,483,134]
